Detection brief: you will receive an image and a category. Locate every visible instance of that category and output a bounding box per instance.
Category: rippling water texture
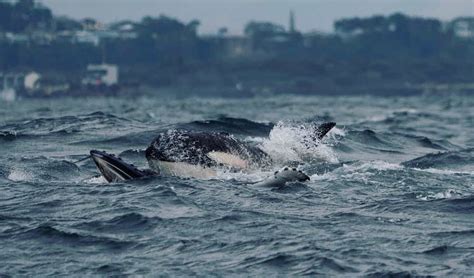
[0,94,473,276]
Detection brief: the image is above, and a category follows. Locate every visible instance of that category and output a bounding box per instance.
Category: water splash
[416,189,464,201]
[84,176,108,184]
[260,121,339,164]
[7,168,34,182]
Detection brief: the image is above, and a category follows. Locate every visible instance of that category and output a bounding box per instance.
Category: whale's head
[90,150,149,182]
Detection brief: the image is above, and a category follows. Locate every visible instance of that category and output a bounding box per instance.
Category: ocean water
[0,93,473,276]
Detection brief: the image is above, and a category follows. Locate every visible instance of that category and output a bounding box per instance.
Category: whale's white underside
[148,151,247,179]
[148,151,310,186]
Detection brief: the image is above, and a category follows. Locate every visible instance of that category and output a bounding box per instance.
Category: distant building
[0,73,20,101]
[107,21,139,40]
[5,32,30,43]
[0,71,41,101]
[30,31,54,45]
[1,73,24,91]
[81,18,104,32]
[289,10,296,33]
[82,64,119,87]
[74,30,100,46]
[303,31,331,47]
[24,72,42,91]
[450,18,474,38]
[202,35,253,58]
[224,36,253,57]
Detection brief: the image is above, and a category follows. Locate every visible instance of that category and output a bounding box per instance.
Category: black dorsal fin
[315,122,336,140]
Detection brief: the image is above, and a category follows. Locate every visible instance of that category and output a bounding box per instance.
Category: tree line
[1,0,473,93]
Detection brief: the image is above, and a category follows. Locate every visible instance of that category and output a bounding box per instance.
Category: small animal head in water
[274,167,310,182]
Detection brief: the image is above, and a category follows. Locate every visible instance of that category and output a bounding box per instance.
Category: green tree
[244,21,285,38]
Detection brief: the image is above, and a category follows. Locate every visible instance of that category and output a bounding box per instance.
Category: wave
[76,129,161,147]
[343,161,403,172]
[348,129,393,147]
[413,136,446,150]
[439,196,474,213]
[344,129,459,154]
[73,117,272,148]
[402,148,474,171]
[75,213,158,233]
[83,175,108,184]
[415,194,474,213]
[422,245,450,255]
[381,110,444,125]
[412,168,473,175]
[0,130,28,141]
[19,224,135,250]
[0,111,137,138]
[365,271,421,277]
[6,157,81,182]
[360,108,419,124]
[180,116,273,137]
[7,168,35,182]
[430,229,474,237]
[415,189,464,201]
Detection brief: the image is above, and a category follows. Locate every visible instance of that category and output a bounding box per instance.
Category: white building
[82,64,119,87]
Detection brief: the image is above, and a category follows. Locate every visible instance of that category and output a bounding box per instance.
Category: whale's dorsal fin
[315,122,336,140]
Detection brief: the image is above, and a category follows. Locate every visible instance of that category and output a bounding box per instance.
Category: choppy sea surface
[0,93,473,276]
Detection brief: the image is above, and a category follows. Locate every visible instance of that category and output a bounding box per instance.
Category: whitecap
[7,168,34,182]
[342,161,403,172]
[416,189,463,201]
[413,168,473,175]
[83,175,107,184]
[260,121,339,164]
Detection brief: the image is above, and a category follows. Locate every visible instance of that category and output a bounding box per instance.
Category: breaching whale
[90,122,336,186]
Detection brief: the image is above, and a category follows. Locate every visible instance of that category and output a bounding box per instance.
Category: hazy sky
[39,0,474,34]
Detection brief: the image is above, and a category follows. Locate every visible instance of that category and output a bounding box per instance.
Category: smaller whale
[90,150,153,182]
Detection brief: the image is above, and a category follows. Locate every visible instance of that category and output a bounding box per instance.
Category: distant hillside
[1,0,473,95]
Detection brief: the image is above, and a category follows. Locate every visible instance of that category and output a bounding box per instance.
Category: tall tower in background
[289,10,296,33]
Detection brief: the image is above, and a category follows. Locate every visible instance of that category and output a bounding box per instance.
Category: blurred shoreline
[0,1,473,99]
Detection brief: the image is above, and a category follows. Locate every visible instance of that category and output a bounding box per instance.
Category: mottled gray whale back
[145,129,271,169]
[145,122,336,172]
